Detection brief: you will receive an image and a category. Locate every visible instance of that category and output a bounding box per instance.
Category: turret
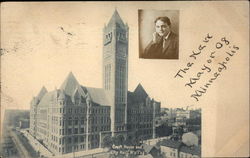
[58,90,66,106]
[31,97,39,106]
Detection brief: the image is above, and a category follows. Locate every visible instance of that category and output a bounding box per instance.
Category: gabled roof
[142,144,159,154]
[81,86,111,106]
[36,72,111,107]
[60,72,80,96]
[38,89,73,107]
[37,86,48,101]
[38,91,56,107]
[127,83,153,106]
[133,83,148,103]
[107,9,126,28]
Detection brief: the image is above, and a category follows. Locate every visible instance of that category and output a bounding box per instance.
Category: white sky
[1,2,248,111]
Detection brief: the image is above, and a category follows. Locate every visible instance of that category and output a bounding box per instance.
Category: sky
[1,2,248,111]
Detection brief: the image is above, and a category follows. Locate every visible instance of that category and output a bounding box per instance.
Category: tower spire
[107,9,126,28]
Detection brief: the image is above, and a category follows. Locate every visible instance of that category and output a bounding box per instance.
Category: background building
[158,139,201,158]
[3,109,30,129]
[127,84,161,140]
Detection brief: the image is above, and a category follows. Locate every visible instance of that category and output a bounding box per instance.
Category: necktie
[163,38,166,50]
[159,36,164,48]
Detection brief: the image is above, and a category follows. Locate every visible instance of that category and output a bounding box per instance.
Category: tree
[116,135,125,148]
[124,135,133,146]
[102,136,113,150]
[125,131,143,155]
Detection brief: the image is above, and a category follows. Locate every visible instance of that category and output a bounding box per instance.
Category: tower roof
[37,86,48,100]
[133,83,148,102]
[107,9,126,28]
[60,72,79,96]
[134,83,148,97]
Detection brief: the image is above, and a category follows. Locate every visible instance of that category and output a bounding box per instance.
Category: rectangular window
[80,128,84,133]
[80,136,84,142]
[68,129,72,134]
[75,120,78,125]
[68,137,72,144]
[74,128,78,134]
[81,119,84,125]
[68,120,72,125]
[74,137,78,143]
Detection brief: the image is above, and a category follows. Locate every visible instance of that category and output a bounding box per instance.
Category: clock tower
[103,10,129,135]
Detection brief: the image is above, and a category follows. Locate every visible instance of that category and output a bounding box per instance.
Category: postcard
[1,1,249,158]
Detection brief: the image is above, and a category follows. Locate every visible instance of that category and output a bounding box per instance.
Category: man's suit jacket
[142,32,179,59]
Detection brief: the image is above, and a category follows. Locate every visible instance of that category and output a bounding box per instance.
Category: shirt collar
[164,31,171,40]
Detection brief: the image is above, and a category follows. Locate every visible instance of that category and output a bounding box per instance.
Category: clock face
[104,32,112,46]
[117,32,127,43]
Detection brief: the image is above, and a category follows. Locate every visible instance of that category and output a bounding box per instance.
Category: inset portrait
[139,10,179,59]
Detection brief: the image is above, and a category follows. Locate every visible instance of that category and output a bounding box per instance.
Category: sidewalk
[52,148,107,158]
[9,129,33,158]
[20,129,53,158]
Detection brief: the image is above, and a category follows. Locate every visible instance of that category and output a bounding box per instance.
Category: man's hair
[154,16,171,26]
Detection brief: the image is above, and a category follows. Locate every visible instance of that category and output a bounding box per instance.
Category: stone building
[127,84,161,140]
[30,10,160,155]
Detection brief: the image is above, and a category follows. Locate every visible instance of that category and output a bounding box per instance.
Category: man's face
[155,20,170,37]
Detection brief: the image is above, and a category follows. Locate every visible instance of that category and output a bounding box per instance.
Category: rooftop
[107,9,127,29]
[35,72,111,107]
[158,139,201,156]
